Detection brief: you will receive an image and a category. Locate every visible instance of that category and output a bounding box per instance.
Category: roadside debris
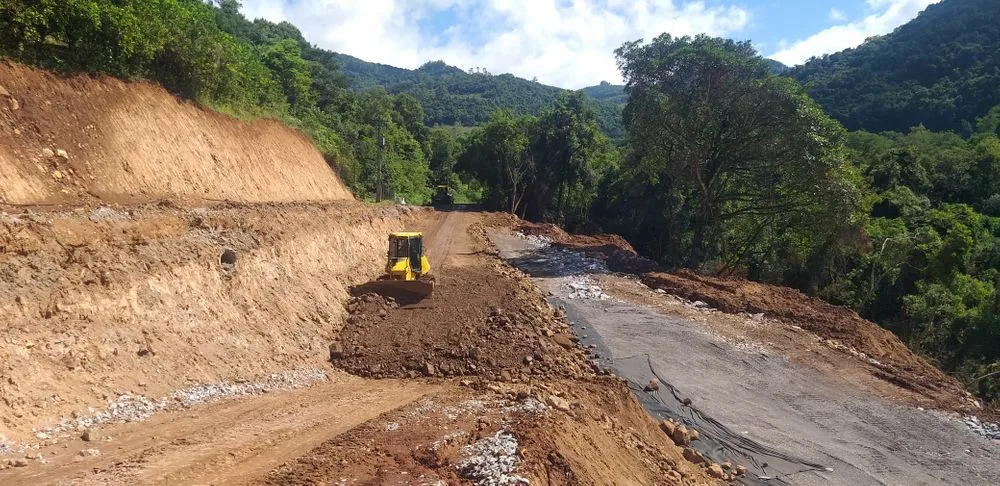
[456,430,529,486]
[962,415,1000,440]
[4,369,328,455]
[514,231,612,301]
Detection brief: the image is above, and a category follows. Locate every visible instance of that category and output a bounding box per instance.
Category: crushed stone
[514,232,611,301]
[4,369,327,456]
[962,415,1000,440]
[88,206,131,222]
[456,430,529,486]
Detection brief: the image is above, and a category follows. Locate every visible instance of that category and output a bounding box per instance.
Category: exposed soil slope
[0,61,351,206]
[0,202,417,443]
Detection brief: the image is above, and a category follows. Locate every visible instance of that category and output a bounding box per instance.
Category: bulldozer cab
[431,185,454,206]
[354,232,434,303]
[389,233,423,273]
[387,232,430,279]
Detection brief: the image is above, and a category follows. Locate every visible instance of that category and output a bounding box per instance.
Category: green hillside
[792,0,1000,134]
[333,54,626,138]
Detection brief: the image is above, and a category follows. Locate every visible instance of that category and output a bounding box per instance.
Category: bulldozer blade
[352,278,434,304]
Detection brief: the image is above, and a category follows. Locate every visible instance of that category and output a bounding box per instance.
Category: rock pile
[456,430,530,486]
[962,415,1000,440]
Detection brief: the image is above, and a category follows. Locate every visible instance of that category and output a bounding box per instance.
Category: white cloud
[237,0,751,89]
[770,0,940,66]
[828,8,846,21]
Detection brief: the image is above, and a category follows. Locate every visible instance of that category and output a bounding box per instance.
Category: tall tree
[612,34,864,275]
[459,111,535,215]
[532,92,617,226]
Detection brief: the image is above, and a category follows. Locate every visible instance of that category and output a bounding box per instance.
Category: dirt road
[3,372,439,485]
[2,208,724,485]
[492,232,1000,486]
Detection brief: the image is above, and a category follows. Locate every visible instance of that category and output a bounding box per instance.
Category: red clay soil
[642,270,975,411]
[331,261,598,382]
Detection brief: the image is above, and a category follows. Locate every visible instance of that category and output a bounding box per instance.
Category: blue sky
[238,0,939,89]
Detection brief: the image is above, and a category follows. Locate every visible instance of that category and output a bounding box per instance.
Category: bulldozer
[361,232,434,301]
[431,185,454,206]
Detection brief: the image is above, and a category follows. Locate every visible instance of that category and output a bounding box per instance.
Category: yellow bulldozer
[364,232,434,301]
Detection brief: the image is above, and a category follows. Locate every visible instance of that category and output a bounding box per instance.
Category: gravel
[88,206,132,222]
[4,369,327,456]
[514,232,611,301]
[961,415,1000,440]
[456,430,530,486]
[566,278,610,300]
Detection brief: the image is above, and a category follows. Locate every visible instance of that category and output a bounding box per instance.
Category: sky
[237,0,940,89]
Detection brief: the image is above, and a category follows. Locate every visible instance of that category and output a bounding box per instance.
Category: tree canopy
[601,35,864,278]
[333,53,627,140]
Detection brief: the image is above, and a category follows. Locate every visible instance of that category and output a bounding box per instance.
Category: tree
[263,38,314,109]
[611,34,864,274]
[459,111,536,215]
[531,92,617,226]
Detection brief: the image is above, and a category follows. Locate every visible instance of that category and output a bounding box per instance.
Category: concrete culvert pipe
[220,248,238,266]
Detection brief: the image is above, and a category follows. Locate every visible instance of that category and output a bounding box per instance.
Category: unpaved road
[492,232,1000,486]
[3,373,441,485]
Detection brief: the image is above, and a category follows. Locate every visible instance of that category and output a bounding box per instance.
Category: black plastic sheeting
[553,296,831,486]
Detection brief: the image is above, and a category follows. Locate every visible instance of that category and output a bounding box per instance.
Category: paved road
[492,233,1000,486]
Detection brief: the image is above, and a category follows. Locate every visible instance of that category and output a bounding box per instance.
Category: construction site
[1,62,998,486]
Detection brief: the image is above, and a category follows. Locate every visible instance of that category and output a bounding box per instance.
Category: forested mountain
[580,81,628,103]
[333,54,627,138]
[792,0,1000,134]
[765,59,789,75]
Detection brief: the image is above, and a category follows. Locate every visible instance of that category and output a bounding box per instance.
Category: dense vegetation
[335,54,627,139]
[830,117,1000,400]
[791,0,1000,134]
[599,35,864,278]
[456,92,617,227]
[2,0,998,403]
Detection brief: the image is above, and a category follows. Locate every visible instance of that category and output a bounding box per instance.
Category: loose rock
[546,395,571,411]
[682,447,705,464]
[671,425,691,446]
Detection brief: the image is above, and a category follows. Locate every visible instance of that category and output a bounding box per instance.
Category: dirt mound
[261,380,721,486]
[331,262,597,381]
[518,221,659,273]
[643,270,975,410]
[0,61,351,206]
